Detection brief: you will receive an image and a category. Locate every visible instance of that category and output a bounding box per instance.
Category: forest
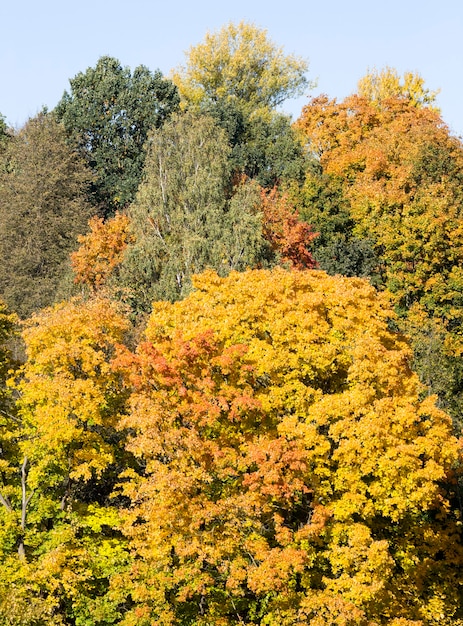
[0,20,463,625]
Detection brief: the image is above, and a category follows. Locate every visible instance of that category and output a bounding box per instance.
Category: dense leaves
[0,297,131,625]
[297,92,463,425]
[260,187,318,269]
[55,56,180,216]
[0,112,93,318]
[113,269,462,625]
[358,67,440,110]
[172,21,310,114]
[1,25,463,625]
[71,212,133,293]
[119,111,272,312]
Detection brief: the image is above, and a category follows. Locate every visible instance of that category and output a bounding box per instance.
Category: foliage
[358,67,440,111]
[55,56,180,216]
[172,21,311,115]
[230,108,308,187]
[0,301,20,564]
[208,102,308,188]
[0,297,132,624]
[71,212,133,292]
[0,112,93,318]
[119,111,272,312]
[114,268,462,625]
[17,296,130,492]
[289,163,379,278]
[259,187,318,269]
[296,93,463,425]
[0,114,10,153]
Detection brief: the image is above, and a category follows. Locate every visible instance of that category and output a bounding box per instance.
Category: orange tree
[113,268,462,625]
[296,94,463,313]
[71,212,133,293]
[296,93,463,425]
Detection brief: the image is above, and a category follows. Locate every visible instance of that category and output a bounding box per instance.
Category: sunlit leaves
[115,268,461,624]
[358,67,440,111]
[17,297,129,488]
[296,92,463,425]
[172,21,311,115]
[71,212,133,292]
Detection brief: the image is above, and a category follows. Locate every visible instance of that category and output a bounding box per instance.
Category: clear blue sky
[2,0,462,137]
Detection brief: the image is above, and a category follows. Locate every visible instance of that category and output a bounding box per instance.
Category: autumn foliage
[71,212,133,291]
[260,187,318,269]
[296,94,463,317]
[112,269,462,625]
[1,23,463,624]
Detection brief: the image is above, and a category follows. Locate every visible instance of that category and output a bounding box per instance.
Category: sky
[2,0,462,137]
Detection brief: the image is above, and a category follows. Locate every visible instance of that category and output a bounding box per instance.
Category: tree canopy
[0,112,93,318]
[113,268,462,625]
[1,25,463,623]
[55,56,180,216]
[172,21,311,114]
[118,111,274,311]
[296,90,463,426]
[357,67,440,110]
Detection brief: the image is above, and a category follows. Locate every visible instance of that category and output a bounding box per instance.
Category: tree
[288,162,379,279]
[71,212,133,293]
[118,111,272,313]
[0,114,10,154]
[55,56,180,216]
[259,187,318,269]
[296,92,463,428]
[114,268,463,625]
[358,67,440,111]
[175,22,312,191]
[0,112,93,318]
[0,297,131,625]
[172,21,311,115]
[0,301,20,561]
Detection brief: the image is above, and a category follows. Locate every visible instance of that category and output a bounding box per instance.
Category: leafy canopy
[0,112,93,318]
[114,268,462,626]
[358,66,440,111]
[172,21,311,115]
[56,56,180,216]
[119,111,272,312]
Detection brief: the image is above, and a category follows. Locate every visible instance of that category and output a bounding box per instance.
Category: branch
[21,456,33,531]
[0,490,12,512]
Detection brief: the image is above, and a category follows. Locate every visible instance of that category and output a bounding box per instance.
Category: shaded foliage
[0,112,93,318]
[55,56,180,216]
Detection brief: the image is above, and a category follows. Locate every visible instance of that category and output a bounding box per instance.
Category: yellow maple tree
[114,268,462,625]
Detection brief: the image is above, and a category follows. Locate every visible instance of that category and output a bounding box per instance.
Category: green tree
[173,24,312,192]
[0,114,10,154]
[0,112,93,318]
[291,162,379,279]
[55,56,180,216]
[172,21,311,115]
[119,111,272,313]
[203,99,308,188]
